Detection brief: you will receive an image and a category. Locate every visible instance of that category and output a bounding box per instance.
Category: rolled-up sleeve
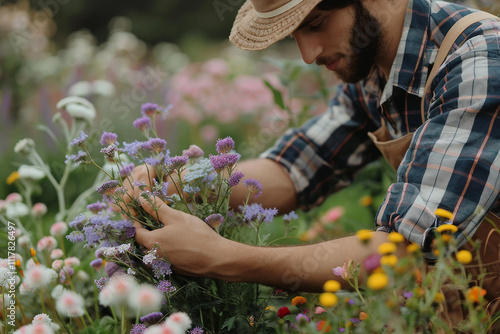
[260,81,382,210]
[376,38,500,253]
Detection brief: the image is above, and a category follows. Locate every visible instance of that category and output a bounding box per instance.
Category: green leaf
[264,80,286,110]
[221,315,238,331]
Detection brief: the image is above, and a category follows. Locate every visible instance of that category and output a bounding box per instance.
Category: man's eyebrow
[295,11,322,31]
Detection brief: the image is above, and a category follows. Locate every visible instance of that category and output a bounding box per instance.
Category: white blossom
[18,165,46,180]
[56,96,96,122]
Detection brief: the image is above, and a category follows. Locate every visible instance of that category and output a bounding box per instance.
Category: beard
[319,2,384,83]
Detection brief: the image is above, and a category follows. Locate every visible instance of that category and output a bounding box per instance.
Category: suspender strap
[420,11,500,123]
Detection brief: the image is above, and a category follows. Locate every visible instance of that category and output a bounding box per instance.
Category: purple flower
[133,116,151,131]
[145,138,167,153]
[69,131,88,147]
[144,157,162,166]
[189,327,204,334]
[296,313,310,323]
[350,318,361,325]
[182,144,204,159]
[156,280,176,294]
[152,260,172,279]
[215,137,235,154]
[104,261,125,278]
[204,214,224,230]
[403,290,413,299]
[209,153,239,173]
[87,201,108,214]
[141,103,159,117]
[242,179,262,198]
[100,131,118,146]
[283,211,298,223]
[122,141,144,157]
[69,213,88,230]
[130,324,147,334]
[90,258,104,270]
[94,277,109,291]
[59,266,74,283]
[339,328,345,332]
[66,231,85,243]
[65,151,88,165]
[363,254,381,272]
[100,144,118,159]
[165,155,189,172]
[243,203,278,224]
[97,180,120,195]
[120,162,135,178]
[140,312,163,324]
[228,171,244,187]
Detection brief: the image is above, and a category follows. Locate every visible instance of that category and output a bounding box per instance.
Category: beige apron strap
[420,11,500,123]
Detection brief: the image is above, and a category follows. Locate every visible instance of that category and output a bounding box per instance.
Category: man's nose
[293,34,323,65]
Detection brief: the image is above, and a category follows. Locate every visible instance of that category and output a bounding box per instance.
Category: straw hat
[230,0,323,51]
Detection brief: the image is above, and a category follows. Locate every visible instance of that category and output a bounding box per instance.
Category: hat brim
[229,0,323,51]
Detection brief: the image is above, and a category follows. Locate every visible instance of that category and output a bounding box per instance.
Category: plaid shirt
[261,0,500,253]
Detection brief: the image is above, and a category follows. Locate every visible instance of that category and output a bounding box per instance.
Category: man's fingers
[133,221,153,249]
[139,195,185,226]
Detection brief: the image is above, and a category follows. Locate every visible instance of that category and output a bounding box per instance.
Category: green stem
[121,306,126,334]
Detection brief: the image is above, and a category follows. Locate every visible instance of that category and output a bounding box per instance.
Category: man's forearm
[210,231,407,292]
[230,158,298,213]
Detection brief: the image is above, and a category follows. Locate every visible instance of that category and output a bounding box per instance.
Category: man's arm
[228,158,298,213]
[134,194,406,292]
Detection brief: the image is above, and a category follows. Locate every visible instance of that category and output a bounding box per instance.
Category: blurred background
[1,0,498,240]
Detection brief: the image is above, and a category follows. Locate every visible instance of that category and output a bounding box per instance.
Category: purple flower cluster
[65,151,87,165]
[87,201,108,214]
[152,260,172,279]
[164,155,189,173]
[133,116,151,131]
[140,312,163,324]
[144,138,167,154]
[209,153,239,173]
[283,211,299,223]
[243,203,278,224]
[204,214,224,229]
[94,277,109,291]
[97,180,120,195]
[100,144,118,160]
[141,103,159,117]
[120,162,135,177]
[215,137,235,154]
[228,170,244,187]
[156,280,177,294]
[130,324,147,334]
[189,327,204,334]
[105,261,126,277]
[69,131,88,147]
[100,131,118,146]
[182,144,204,159]
[243,179,262,198]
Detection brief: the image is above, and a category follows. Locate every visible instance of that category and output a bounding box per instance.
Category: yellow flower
[456,250,473,264]
[378,242,397,255]
[367,272,389,290]
[406,243,420,253]
[436,224,458,234]
[388,232,405,244]
[467,286,486,304]
[380,254,398,267]
[291,296,307,306]
[433,292,445,304]
[441,234,452,243]
[323,280,341,292]
[356,229,374,242]
[435,208,453,220]
[359,195,373,207]
[265,306,276,311]
[30,248,36,257]
[319,292,338,307]
[6,171,20,185]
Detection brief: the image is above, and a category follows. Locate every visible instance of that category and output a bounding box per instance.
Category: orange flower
[291,296,307,306]
[316,320,332,332]
[359,311,368,320]
[467,286,486,304]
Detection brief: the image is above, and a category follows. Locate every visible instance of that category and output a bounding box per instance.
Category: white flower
[98,286,113,307]
[14,138,35,155]
[0,267,9,286]
[99,246,118,258]
[92,79,115,96]
[37,236,57,252]
[18,235,29,247]
[74,270,90,282]
[56,290,85,317]
[49,221,68,237]
[64,257,80,267]
[165,312,192,333]
[32,203,48,217]
[26,259,37,269]
[18,165,46,180]
[32,313,60,331]
[117,243,132,253]
[5,202,29,219]
[56,96,96,122]
[127,284,163,314]
[67,81,92,96]
[143,251,157,265]
[6,192,22,203]
[50,249,64,260]
[103,274,137,306]
[19,281,35,295]
[13,323,54,334]
[24,265,55,289]
[51,260,63,271]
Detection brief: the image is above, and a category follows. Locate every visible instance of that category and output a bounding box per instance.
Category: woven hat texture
[229,0,323,50]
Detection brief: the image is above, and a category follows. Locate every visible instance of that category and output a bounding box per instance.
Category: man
[130,0,500,326]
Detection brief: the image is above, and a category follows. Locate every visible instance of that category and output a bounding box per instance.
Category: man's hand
[134,195,228,277]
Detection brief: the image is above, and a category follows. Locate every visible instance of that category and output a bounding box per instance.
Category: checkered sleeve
[260,82,382,211]
[376,35,500,253]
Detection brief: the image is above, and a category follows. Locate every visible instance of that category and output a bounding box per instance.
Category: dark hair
[316,0,358,10]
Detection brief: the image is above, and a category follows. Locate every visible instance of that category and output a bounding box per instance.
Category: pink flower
[32,203,48,217]
[323,207,344,223]
[64,257,80,267]
[51,260,63,271]
[203,58,229,76]
[128,284,163,314]
[165,312,192,332]
[37,236,57,252]
[6,192,22,203]
[50,221,68,237]
[315,306,327,314]
[56,290,85,317]
[24,265,55,288]
[50,249,64,260]
[332,266,347,279]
